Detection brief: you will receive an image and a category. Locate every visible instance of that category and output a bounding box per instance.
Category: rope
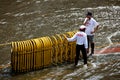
[0,42,11,47]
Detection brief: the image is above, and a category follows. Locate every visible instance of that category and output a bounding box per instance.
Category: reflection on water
[0,53,120,80]
[0,0,120,80]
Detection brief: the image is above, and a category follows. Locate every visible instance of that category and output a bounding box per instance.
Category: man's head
[86,12,92,18]
[79,25,86,32]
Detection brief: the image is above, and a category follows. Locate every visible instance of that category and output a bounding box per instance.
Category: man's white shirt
[67,31,88,49]
[84,18,99,35]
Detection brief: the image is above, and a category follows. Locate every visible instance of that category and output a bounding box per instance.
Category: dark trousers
[87,35,94,54]
[75,44,87,65]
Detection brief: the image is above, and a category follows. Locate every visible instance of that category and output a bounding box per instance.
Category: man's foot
[89,53,93,56]
[88,53,94,58]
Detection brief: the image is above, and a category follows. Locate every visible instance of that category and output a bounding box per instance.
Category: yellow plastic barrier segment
[11,31,78,73]
[65,31,76,62]
[54,34,63,64]
[37,39,43,69]
[60,34,69,61]
[25,40,33,72]
[68,32,76,62]
[23,41,29,72]
[50,36,59,65]
[27,40,34,72]
[11,40,35,73]
[17,41,20,72]
[24,40,30,72]
[22,41,27,72]
[17,41,25,72]
[47,37,53,65]
[11,42,17,73]
[40,37,52,68]
[33,39,40,70]
[19,41,23,72]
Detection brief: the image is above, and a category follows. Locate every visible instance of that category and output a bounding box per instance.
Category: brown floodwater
[0,0,120,80]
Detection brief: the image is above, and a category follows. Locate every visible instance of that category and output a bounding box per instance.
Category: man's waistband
[76,44,84,46]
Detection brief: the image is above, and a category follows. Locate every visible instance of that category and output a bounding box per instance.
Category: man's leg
[81,45,87,65]
[75,45,80,66]
[91,42,94,54]
[90,35,94,55]
[87,36,90,53]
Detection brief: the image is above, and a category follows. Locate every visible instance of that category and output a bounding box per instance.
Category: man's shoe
[83,64,87,69]
[89,53,93,56]
[88,53,94,57]
[87,53,93,58]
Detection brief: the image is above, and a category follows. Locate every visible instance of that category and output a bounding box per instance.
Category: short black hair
[86,12,92,16]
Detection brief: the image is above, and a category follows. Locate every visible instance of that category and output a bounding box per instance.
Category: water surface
[0,0,120,80]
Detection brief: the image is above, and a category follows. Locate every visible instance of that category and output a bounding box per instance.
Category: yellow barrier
[40,37,52,67]
[65,31,76,62]
[11,31,77,73]
[60,34,69,62]
[32,39,43,70]
[55,34,63,64]
[50,36,58,65]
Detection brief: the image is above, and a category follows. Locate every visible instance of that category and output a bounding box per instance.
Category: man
[83,12,99,56]
[67,25,88,68]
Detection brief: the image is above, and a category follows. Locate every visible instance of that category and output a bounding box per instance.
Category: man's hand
[91,30,95,34]
[83,18,90,25]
